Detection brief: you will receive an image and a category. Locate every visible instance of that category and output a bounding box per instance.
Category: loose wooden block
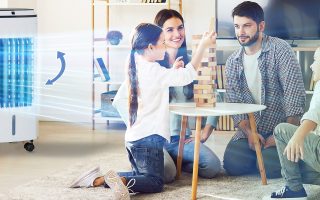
[207,62,217,67]
[198,66,216,74]
[194,98,207,103]
[208,56,216,62]
[199,49,217,57]
[201,62,209,67]
[194,96,216,103]
[193,89,215,95]
[209,17,216,32]
[202,89,214,94]
[196,102,216,107]
[194,84,215,90]
[205,98,216,103]
[207,52,216,58]
[196,75,216,81]
[197,69,216,76]
[198,80,216,85]
[194,93,216,99]
[209,48,216,53]
[193,89,203,94]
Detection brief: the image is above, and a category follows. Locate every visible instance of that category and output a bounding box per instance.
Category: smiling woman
[153,8,222,182]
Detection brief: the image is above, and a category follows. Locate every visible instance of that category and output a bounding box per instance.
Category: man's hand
[238,120,265,151]
[287,116,300,126]
[264,135,276,148]
[247,132,266,151]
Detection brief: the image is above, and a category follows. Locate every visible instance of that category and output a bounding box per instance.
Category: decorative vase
[109,39,120,45]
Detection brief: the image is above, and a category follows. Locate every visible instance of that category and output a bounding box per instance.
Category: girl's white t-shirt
[124,55,196,142]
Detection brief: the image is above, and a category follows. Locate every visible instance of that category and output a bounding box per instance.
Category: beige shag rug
[7,153,320,200]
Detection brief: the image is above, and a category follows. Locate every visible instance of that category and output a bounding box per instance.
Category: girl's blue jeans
[118,134,166,193]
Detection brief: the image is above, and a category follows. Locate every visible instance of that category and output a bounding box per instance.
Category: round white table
[169,102,267,200]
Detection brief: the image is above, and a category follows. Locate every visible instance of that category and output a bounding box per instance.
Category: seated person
[223,1,306,179]
[263,47,320,200]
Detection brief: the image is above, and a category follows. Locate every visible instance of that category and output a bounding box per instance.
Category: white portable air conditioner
[0,8,38,152]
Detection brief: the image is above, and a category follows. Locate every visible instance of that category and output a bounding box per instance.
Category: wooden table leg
[176,115,188,179]
[248,113,267,185]
[191,116,202,200]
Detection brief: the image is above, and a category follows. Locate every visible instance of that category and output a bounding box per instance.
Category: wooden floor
[0,121,233,197]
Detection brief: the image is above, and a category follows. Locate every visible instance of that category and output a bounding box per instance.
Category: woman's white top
[301,81,320,136]
[124,56,196,142]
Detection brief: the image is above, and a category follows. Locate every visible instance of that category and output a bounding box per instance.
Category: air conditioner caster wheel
[24,142,35,152]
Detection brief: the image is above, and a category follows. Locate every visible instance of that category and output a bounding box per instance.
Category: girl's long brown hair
[128,23,163,126]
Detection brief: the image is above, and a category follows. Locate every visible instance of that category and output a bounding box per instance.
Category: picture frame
[94,57,110,81]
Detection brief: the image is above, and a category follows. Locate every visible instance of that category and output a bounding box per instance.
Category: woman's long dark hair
[154,9,194,102]
[128,23,163,126]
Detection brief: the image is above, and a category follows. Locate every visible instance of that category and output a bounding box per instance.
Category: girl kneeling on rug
[70,23,216,199]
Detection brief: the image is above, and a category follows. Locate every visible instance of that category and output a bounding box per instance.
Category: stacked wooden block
[192,34,217,107]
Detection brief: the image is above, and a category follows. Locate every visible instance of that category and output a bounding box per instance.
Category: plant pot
[109,39,120,45]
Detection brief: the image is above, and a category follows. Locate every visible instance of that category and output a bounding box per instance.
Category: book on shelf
[214,64,227,90]
[94,57,110,82]
[222,115,227,130]
[217,115,236,131]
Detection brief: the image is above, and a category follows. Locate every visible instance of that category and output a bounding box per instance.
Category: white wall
[36,0,92,122]
[0,0,7,7]
[184,0,215,46]
[8,0,36,9]
[6,0,216,123]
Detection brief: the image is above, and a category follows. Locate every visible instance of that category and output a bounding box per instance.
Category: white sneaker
[69,166,102,188]
[104,170,130,200]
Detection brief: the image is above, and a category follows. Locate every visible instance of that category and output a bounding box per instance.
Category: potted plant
[106,30,123,45]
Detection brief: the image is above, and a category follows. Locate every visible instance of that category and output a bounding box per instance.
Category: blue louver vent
[0,38,34,108]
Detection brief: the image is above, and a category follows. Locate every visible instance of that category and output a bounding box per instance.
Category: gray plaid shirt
[225,34,306,140]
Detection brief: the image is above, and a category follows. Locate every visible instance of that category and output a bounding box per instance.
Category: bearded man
[223,1,306,179]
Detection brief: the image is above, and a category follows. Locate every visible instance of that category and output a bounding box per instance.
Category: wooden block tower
[192,18,217,107]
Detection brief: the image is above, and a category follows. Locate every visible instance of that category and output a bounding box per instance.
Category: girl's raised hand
[199,31,217,48]
[173,56,184,69]
[190,31,217,70]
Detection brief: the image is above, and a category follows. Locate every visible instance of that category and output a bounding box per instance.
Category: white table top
[169,102,266,117]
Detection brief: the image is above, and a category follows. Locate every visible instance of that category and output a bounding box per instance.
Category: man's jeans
[223,133,282,178]
[118,134,166,193]
[274,123,320,191]
[164,135,221,180]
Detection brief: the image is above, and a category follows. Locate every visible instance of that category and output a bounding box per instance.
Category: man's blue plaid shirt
[225,35,306,140]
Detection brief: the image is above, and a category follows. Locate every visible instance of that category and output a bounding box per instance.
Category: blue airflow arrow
[46,51,66,85]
